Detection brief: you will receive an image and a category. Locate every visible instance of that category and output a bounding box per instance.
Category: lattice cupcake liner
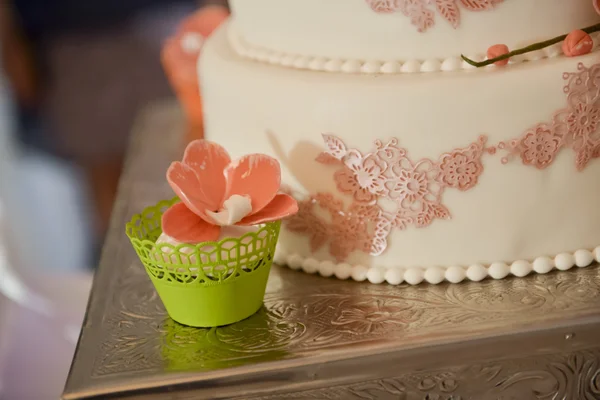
[126,198,281,327]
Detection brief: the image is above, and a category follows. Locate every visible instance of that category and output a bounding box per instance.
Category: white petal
[206,195,252,226]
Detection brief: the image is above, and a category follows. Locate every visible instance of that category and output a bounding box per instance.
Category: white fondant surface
[199,24,600,283]
[229,0,600,62]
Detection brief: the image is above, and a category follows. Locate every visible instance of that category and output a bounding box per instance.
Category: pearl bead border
[273,247,600,285]
[228,26,600,75]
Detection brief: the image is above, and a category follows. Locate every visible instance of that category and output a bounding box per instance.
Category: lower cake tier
[200,24,600,284]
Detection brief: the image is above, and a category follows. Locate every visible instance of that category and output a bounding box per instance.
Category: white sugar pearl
[401,60,421,73]
[385,268,404,285]
[594,246,600,262]
[441,57,462,72]
[267,53,283,64]
[510,260,532,277]
[420,59,441,73]
[404,268,424,285]
[466,264,487,282]
[341,60,361,73]
[255,50,269,62]
[351,265,368,282]
[287,254,303,270]
[361,61,382,74]
[574,249,594,267]
[308,57,326,71]
[381,61,401,74]
[334,263,352,280]
[273,249,287,265]
[367,268,386,284]
[488,262,510,279]
[445,266,466,283]
[324,59,343,72]
[533,257,553,274]
[280,55,295,67]
[302,258,319,274]
[293,57,310,69]
[318,261,335,277]
[424,267,445,284]
[555,253,575,271]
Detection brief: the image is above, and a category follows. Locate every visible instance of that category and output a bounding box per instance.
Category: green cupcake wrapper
[125,197,281,327]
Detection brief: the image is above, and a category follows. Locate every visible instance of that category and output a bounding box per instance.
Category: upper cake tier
[229,0,600,65]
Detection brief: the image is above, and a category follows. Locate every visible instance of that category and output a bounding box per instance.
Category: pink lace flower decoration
[162,140,298,243]
[386,159,440,212]
[439,151,482,190]
[567,102,600,141]
[334,168,372,203]
[365,0,400,13]
[519,126,562,169]
[334,151,387,204]
[394,169,428,204]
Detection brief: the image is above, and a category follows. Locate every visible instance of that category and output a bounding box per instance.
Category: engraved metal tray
[62,103,600,400]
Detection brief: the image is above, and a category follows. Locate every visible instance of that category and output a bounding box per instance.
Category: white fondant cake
[199,0,600,284]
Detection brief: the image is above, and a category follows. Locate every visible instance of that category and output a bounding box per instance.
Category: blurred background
[0,0,226,398]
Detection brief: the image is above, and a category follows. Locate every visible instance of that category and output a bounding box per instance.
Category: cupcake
[126,140,298,327]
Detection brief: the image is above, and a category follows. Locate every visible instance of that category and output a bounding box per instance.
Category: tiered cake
[199,0,600,284]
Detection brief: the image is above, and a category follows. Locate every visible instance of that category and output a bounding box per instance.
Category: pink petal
[224,154,281,214]
[161,202,221,243]
[167,162,214,222]
[182,140,231,210]
[238,194,298,225]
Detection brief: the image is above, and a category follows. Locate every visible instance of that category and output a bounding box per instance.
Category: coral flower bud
[563,30,594,57]
[487,44,510,66]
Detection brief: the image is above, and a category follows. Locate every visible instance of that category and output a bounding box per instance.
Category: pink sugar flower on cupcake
[162,140,298,243]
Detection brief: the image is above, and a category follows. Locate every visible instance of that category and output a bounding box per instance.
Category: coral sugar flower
[162,140,298,243]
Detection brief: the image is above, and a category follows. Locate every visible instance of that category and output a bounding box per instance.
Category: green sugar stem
[461,23,600,68]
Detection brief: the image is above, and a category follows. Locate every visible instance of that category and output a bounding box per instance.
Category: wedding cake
[199,0,600,284]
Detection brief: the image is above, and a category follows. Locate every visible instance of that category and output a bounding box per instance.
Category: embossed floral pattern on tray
[365,0,504,32]
[92,261,600,377]
[250,349,600,400]
[285,61,600,263]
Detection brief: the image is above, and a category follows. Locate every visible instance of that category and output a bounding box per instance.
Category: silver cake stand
[62,102,600,400]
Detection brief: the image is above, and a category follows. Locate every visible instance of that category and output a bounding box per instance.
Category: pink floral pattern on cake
[386,159,440,214]
[287,62,600,262]
[494,63,600,171]
[365,0,503,32]
[567,103,600,141]
[438,139,484,190]
[333,151,387,204]
[285,193,380,260]
[365,0,400,13]
[286,136,487,261]
[334,167,376,203]
[518,125,562,169]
